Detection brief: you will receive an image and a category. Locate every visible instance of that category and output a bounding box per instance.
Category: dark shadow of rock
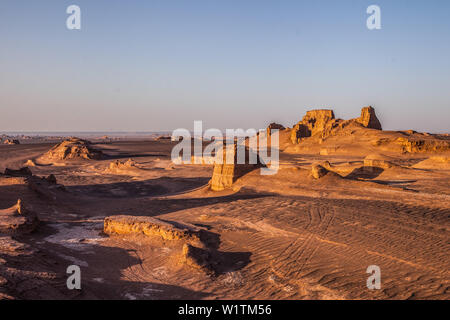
[1,230,212,300]
[212,250,252,275]
[4,167,33,177]
[110,192,271,217]
[105,152,167,160]
[181,243,251,277]
[345,166,384,180]
[102,215,251,277]
[65,177,210,199]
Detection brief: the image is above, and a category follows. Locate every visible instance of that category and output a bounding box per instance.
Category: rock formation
[0,200,39,235]
[104,215,218,273]
[26,175,65,200]
[24,160,36,167]
[311,163,329,179]
[210,143,263,191]
[46,174,57,184]
[266,123,285,136]
[395,137,449,153]
[291,109,336,143]
[290,106,382,144]
[357,106,382,130]
[155,135,172,141]
[109,159,137,170]
[284,106,450,155]
[180,244,212,273]
[104,215,206,243]
[3,139,20,145]
[42,138,103,160]
[373,135,450,153]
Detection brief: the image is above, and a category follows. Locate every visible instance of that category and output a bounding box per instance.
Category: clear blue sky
[0,0,449,132]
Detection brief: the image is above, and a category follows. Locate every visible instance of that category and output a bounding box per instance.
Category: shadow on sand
[65,176,211,198]
[345,166,384,180]
[2,234,213,299]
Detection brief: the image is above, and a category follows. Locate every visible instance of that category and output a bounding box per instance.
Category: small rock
[311,164,329,179]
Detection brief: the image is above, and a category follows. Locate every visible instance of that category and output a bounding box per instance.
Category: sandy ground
[0,140,448,300]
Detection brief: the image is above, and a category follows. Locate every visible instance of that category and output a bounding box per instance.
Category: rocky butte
[41,137,103,161]
[208,106,450,191]
[285,106,450,154]
[290,106,382,144]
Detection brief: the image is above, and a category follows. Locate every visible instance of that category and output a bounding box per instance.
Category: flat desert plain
[0,108,449,300]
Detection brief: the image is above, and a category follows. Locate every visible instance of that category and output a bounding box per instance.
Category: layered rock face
[311,163,329,179]
[357,106,382,130]
[210,143,263,191]
[0,200,39,235]
[109,159,137,170]
[43,138,103,160]
[104,215,205,243]
[395,137,449,153]
[290,110,335,143]
[290,106,382,144]
[300,109,336,136]
[104,215,218,273]
[290,109,336,143]
[373,135,450,153]
[181,244,212,273]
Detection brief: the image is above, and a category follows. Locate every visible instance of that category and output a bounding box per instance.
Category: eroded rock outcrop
[266,123,285,136]
[3,139,20,145]
[155,135,172,141]
[108,159,137,170]
[42,138,103,160]
[290,106,382,144]
[291,109,336,143]
[26,175,65,200]
[0,200,39,235]
[357,106,382,130]
[113,159,136,169]
[180,244,213,273]
[311,163,329,179]
[104,215,206,244]
[46,174,57,184]
[373,135,450,153]
[24,160,36,167]
[103,215,219,273]
[210,143,263,191]
[395,137,449,153]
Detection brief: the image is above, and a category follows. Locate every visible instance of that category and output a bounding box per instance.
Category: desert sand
[0,107,449,300]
